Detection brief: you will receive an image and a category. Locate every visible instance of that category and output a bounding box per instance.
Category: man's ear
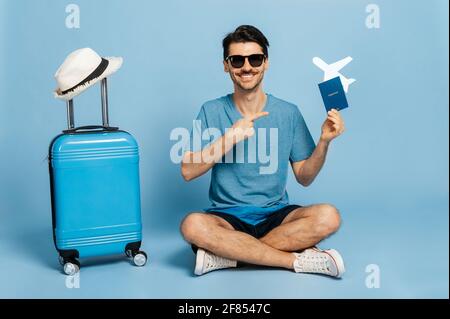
[223,60,229,73]
[264,58,269,71]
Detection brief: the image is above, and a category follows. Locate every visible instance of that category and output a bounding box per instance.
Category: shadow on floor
[12,224,144,273]
[163,245,289,277]
[79,254,132,269]
[165,245,196,276]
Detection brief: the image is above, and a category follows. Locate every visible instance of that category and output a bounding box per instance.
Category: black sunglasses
[226,54,266,68]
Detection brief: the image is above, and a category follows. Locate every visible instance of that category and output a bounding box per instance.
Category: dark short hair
[222,25,269,60]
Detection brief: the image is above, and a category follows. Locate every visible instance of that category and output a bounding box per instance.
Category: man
[180,25,346,277]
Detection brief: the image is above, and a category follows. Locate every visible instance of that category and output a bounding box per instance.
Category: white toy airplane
[312,56,356,93]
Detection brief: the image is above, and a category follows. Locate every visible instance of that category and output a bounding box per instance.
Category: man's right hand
[226,111,269,144]
[182,111,269,181]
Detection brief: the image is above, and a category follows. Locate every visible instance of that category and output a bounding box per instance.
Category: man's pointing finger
[248,111,269,122]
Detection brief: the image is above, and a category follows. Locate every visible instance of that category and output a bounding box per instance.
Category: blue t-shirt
[186,94,315,225]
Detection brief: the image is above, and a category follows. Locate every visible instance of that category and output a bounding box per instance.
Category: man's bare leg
[180,213,296,269]
[180,204,340,270]
[256,204,344,277]
[260,204,341,252]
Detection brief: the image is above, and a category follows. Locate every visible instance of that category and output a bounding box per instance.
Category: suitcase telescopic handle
[65,78,117,131]
[100,77,109,127]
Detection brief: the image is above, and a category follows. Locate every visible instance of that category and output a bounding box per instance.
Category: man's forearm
[181,132,236,181]
[181,111,268,181]
[297,138,329,186]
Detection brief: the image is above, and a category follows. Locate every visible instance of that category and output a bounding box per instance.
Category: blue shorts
[191,204,301,253]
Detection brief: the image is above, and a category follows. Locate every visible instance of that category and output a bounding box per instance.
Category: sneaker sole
[323,249,345,278]
[194,248,206,276]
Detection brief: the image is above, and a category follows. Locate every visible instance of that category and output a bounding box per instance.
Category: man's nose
[242,58,252,71]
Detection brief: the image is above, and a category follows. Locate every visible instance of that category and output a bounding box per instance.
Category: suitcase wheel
[63,259,80,276]
[125,249,133,258]
[58,255,65,266]
[126,249,148,267]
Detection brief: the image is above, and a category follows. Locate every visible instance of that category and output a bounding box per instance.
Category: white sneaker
[194,248,237,276]
[293,247,345,278]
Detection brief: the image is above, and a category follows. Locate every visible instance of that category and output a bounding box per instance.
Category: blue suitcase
[49,79,147,275]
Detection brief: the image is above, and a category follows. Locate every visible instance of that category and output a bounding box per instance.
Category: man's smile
[237,72,257,81]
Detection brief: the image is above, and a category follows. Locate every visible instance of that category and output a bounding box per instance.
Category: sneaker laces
[294,252,332,274]
[205,253,235,271]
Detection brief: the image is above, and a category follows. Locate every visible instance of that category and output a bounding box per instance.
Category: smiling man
[180,25,346,277]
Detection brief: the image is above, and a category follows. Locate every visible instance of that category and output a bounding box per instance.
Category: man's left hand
[320,109,345,143]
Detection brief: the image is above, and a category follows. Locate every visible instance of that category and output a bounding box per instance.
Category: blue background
[0,0,448,298]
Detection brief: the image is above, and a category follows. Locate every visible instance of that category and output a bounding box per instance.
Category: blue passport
[318,76,349,112]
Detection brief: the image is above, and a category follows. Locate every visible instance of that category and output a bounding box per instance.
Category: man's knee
[314,204,341,237]
[180,212,209,244]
